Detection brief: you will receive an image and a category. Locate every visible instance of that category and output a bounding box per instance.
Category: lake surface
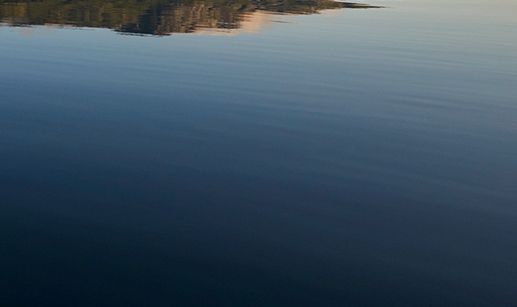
[1,0,516,306]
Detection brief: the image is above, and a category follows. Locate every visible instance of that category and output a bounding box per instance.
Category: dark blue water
[1,0,517,306]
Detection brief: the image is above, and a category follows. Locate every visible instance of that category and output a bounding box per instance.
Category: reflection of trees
[0,0,381,35]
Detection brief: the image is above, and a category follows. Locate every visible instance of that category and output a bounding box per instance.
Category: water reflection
[0,0,381,35]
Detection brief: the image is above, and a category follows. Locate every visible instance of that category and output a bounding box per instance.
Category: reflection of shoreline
[194,11,278,36]
[0,0,382,36]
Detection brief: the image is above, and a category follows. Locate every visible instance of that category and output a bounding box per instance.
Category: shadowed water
[1,0,516,306]
[0,0,380,35]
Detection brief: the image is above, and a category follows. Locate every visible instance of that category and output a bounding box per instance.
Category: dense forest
[0,0,380,35]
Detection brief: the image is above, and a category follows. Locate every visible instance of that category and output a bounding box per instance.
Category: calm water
[1,0,517,306]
